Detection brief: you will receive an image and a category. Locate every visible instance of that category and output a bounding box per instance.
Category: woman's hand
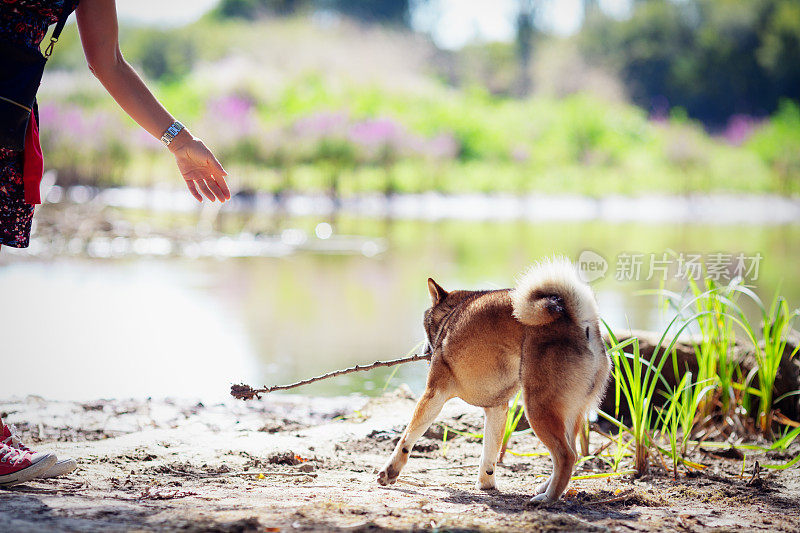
[169,132,231,202]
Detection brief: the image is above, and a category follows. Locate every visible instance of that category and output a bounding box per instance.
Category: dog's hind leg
[525,407,577,503]
[533,410,586,496]
[476,404,506,490]
[534,473,552,496]
[377,385,449,486]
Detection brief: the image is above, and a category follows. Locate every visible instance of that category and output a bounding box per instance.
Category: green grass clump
[734,290,800,436]
[604,322,687,476]
[659,372,714,477]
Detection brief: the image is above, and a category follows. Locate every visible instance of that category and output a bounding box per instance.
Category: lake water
[2,206,799,402]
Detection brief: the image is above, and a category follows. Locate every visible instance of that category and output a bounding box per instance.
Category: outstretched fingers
[208,156,231,200]
[205,177,226,201]
[185,179,203,202]
[195,178,216,201]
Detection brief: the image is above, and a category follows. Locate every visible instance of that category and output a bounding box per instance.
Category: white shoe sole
[39,458,78,479]
[0,453,57,488]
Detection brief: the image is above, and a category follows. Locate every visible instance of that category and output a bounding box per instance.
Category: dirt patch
[1,390,799,532]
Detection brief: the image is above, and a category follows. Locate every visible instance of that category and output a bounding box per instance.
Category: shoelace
[0,443,29,466]
[2,425,31,452]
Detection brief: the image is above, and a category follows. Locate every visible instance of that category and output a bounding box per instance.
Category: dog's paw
[528,493,555,505]
[377,466,399,486]
[534,476,551,495]
[475,478,497,491]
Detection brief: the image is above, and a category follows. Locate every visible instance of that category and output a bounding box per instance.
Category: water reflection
[1,216,798,401]
[0,260,259,402]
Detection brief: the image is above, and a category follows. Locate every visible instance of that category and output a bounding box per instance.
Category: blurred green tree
[327,0,410,25]
[213,0,411,25]
[212,0,311,18]
[124,29,196,81]
[514,0,536,97]
[580,0,800,125]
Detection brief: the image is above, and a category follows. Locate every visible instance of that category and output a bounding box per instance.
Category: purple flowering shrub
[38,103,136,187]
[37,96,460,192]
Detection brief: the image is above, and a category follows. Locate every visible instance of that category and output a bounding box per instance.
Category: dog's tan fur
[377,257,611,502]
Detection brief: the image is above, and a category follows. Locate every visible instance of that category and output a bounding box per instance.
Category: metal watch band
[160,121,185,146]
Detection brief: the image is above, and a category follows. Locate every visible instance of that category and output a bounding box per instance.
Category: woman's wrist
[167,127,193,153]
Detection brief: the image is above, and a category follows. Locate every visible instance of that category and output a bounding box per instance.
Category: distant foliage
[38,104,135,187]
[212,0,410,25]
[580,0,800,125]
[326,0,409,26]
[747,100,800,192]
[212,0,310,18]
[37,80,796,195]
[123,29,196,81]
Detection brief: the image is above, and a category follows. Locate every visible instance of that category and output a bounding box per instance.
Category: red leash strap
[22,111,43,205]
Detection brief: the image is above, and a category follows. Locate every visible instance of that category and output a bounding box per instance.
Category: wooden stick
[128,471,318,479]
[231,351,431,400]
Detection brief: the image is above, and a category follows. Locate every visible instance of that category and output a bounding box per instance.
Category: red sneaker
[0,443,57,487]
[2,424,77,480]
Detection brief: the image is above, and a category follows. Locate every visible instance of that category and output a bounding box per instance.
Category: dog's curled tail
[510,257,598,326]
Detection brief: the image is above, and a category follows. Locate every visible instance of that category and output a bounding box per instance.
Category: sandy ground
[1,388,799,533]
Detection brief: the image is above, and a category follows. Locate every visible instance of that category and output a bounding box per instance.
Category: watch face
[161,122,182,144]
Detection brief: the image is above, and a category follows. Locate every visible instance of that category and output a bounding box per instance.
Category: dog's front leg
[476,405,506,490]
[377,387,448,486]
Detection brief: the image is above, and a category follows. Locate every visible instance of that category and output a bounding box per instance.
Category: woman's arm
[74,0,230,202]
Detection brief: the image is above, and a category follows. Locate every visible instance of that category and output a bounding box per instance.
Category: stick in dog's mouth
[230,340,430,401]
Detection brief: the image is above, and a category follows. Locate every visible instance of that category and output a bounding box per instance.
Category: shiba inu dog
[377,257,610,502]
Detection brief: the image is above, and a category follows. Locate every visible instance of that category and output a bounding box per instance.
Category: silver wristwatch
[160,121,185,146]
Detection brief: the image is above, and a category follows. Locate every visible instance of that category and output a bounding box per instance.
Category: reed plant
[729,289,800,436]
[604,330,664,476]
[602,295,718,477]
[685,277,739,416]
[658,275,800,438]
[610,426,633,472]
[659,372,715,477]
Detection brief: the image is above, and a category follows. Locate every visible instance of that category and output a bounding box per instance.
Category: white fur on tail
[510,257,599,326]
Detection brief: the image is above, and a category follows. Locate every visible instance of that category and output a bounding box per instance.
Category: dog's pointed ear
[427,278,448,305]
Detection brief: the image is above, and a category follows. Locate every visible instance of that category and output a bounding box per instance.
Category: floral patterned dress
[0,0,75,247]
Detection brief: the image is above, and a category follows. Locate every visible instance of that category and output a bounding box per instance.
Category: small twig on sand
[231,351,431,400]
[746,461,761,486]
[139,487,197,500]
[397,478,427,487]
[232,471,318,478]
[589,439,613,457]
[420,464,480,471]
[586,488,635,505]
